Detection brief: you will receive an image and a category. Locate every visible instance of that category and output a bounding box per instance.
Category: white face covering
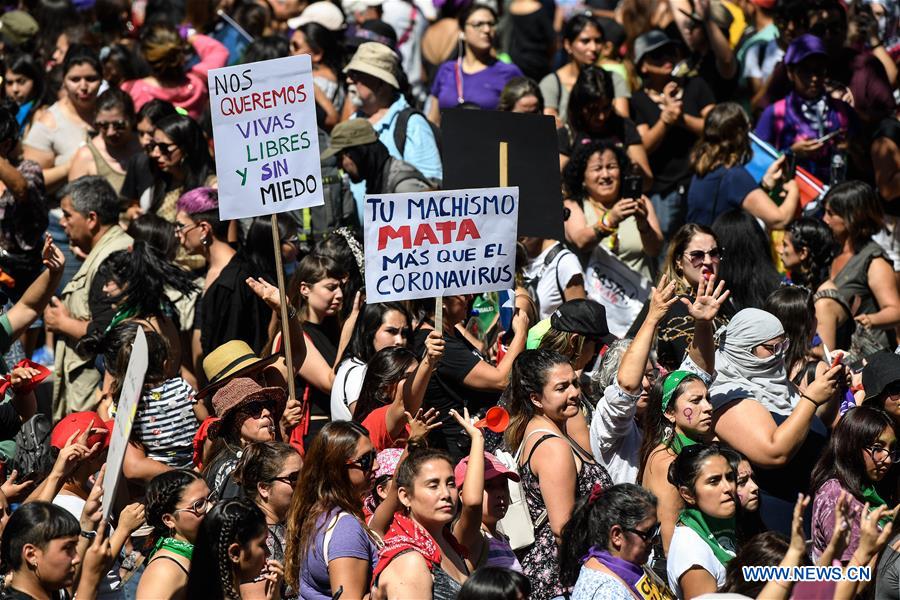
[708,308,800,416]
[347,84,364,109]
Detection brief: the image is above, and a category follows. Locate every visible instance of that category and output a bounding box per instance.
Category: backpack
[393,107,443,160]
[10,414,54,482]
[521,243,567,318]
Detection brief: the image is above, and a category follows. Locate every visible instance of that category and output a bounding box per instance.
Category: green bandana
[677,507,737,566]
[149,537,194,561]
[662,371,694,411]
[861,485,893,528]
[669,432,699,455]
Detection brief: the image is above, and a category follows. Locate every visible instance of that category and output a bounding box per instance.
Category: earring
[202,235,211,247]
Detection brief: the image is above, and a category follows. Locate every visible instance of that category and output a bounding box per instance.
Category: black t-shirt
[412,326,499,463]
[630,78,715,193]
[509,8,555,82]
[694,50,738,102]
[557,116,642,157]
[120,153,155,204]
[301,319,340,417]
[0,402,21,441]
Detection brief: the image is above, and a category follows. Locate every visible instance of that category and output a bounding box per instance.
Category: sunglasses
[683,248,723,265]
[145,141,179,155]
[174,222,199,235]
[625,522,661,542]
[347,449,377,473]
[239,399,275,419]
[269,471,300,486]
[173,496,213,516]
[95,119,129,132]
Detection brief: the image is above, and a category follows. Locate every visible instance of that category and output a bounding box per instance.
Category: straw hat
[208,377,287,438]
[196,340,280,399]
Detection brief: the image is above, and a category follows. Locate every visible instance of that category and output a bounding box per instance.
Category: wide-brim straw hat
[196,340,280,400]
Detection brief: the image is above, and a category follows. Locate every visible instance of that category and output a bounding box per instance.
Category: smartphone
[813,130,841,145]
[783,149,796,180]
[623,174,642,200]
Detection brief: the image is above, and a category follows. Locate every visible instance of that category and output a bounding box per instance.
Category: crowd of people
[0,0,896,598]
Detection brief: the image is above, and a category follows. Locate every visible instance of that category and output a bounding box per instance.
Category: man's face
[59,195,94,252]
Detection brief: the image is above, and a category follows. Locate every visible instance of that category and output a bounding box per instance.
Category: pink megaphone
[474,406,510,433]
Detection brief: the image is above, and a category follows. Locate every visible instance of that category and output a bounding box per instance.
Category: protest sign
[102,327,148,522]
[441,109,563,241]
[364,188,519,303]
[584,246,651,338]
[208,54,323,220]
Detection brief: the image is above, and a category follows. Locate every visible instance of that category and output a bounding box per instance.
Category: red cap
[50,412,113,450]
[455,452,520,487]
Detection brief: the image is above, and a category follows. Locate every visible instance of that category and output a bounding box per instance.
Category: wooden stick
[499,141,509,187]
[271,214,296,401]
[434,297,443,335]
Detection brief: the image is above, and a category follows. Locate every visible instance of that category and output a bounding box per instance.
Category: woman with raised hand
[138,469,211,600]
[187,499,283,600]
[666,443,739,598]
[710,307,843,534]
[504,349,613,600]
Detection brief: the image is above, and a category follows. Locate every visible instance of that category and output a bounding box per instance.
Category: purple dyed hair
[176,187,218,215]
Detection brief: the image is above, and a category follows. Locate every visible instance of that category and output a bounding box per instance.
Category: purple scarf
[582,547,644,593]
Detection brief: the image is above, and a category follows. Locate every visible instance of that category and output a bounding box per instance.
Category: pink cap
[454,451,520,487]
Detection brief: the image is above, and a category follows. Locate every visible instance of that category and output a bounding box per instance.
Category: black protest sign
[441,109,564,241]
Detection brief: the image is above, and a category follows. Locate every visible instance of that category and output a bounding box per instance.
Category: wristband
[80,530,97,540]
[801,393,824,407]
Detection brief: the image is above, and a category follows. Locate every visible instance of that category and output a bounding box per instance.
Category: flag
[747,132,826,208]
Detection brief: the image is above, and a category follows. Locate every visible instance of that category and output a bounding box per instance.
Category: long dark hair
[91,322,169,399]
[637,373,705,482]
[724,532,799,596]
[559,484,656,587]
[712,209,780,311]
[127,214,180,261]
[288,253,348,323]
[457,567,532,600]
[785,218,837,289]
[668,443,734,506]
[241,215,297,283]
[150,114,214,213]
[145,469,203,542]
[4,52,45,121]
[810,406,896,501]
[187,499,267,600]
[764,286,817,382]
[284,421,372,587]
[346,302,411,363]
[504,350,573,450]
[352,347,418,424]
[567,66,615,132]
[297,23,345,77]
[233,441,299,504]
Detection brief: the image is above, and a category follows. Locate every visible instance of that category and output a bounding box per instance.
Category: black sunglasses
[625,522,661,542]
[239,399,275,419]
[145,141,179,155]
[347,449,377,473]
[269,471,300,486]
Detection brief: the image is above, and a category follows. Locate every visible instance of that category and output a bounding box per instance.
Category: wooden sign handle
[271,214,297,401]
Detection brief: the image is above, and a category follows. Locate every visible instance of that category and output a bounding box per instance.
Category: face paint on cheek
[683,408,693,423]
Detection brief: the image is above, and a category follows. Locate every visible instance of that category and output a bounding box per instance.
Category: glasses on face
[240,400,275,419]
[347,449,377,473]
[758,338,790,356]
[95,119,129,132]
[866,445,900,463]
[146,141,179,156]
[173,496,213,516]
[466,20,496,30]
[174,222,199,236]
[269,471,300,487]
[644,368,661,385]
[625,522,661,542]
[683,248,723,266]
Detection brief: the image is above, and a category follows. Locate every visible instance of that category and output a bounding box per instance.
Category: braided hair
[145,469,202,542]
[187,499,267,600]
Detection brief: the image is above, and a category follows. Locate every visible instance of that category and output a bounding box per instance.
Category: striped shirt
[133,377,199,468]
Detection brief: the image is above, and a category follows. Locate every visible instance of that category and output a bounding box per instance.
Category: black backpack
[393,107,443,159]
[10,414,54,482]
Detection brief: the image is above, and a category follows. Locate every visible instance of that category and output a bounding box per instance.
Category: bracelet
[871,42,884,50]
[80,530,97,540]
[278,306,298,321]
[801,393,824,408]
[601,212,617,231]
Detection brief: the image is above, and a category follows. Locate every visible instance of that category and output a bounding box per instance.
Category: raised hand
[789,493,810,554]
[449,407,482,440]
[683,274,730,323]
[423,330,445,368]
[0,469,34,501]
[245,277,281,311]
[80,465,107,531]
[646,274,679,323]
[118,502,146,534]
[263,559,285,600]
[826,491,851,559]
[854,503,895,565]
[41,234,65,273]
[406,408,440,441]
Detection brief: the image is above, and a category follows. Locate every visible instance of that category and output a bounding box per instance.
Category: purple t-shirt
[299,511,379,600]
[431,60,524,110]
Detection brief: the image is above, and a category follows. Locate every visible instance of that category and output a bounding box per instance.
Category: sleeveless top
[86,139,126,193]
[833,241,893,354]
[581,200,654,280]
[517,428,614,600]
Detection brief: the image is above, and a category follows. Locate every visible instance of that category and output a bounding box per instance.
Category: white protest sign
[102,327,148,522]
[364,188,519,302]
[208,54,323,220]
